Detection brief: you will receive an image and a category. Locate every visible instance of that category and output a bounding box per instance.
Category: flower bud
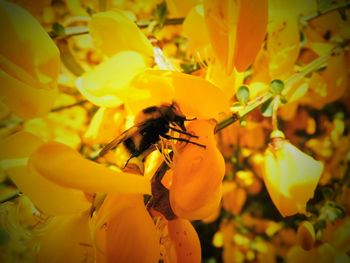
[297,221,315,251]
[262,136,323,217]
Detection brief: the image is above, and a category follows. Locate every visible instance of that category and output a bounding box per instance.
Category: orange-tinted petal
[0,132,91,215]
[37,212,94,263]
[234,0,268,71]
[29,141,151,194]
[94,194,160,263]
[170,120,225,220]
[167,218,201,263]
[204,0,239,75]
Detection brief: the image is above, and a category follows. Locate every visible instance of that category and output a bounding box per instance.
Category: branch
[301,1,350,22]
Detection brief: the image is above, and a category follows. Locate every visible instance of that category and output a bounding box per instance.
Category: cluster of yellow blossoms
[0,0,349,262]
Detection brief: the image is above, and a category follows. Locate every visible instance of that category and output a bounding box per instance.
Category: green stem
[214,92,273,133]
[49,26,89,39]
[301,1,350,22]
[215,40,350,133]
[137,17,184,28]
[51,100,88,112]
[271,95,280,131]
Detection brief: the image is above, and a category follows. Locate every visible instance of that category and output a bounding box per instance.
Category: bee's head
[160,102,186,130]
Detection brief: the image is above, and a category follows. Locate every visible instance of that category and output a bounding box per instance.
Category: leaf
[260,98,274,117]
[155,1,167,27]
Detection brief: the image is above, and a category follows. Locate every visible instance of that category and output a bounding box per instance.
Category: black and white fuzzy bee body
[99,102,205,166]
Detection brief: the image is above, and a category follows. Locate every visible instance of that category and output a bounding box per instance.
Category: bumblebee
[99,102,205,166]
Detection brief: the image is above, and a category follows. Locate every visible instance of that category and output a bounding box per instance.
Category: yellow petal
[37,212,94,263]
[126,69,175,114]
[94,194,160,263]
[170,120,225,220]
[183,5,210,54]
[204,0,239,75]
[166,0,200,17]
[83,107,125,145]
[0,69,58,119]
[0,131,43,160]
[234,0,268,71]
[128,70,230,119]
[0,132,91,215]
[76,51,149,108]
[206,62,244,99]
[263,139,323,217]
[29,141,151,194]
[167,218,201,263]
[170,71,230,119]
[0,1,59,118]
[89,10,153,57]
[8,166,91,215]
[267,0,300,79]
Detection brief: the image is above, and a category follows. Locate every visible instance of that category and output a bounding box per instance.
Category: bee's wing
[99,126,140,157]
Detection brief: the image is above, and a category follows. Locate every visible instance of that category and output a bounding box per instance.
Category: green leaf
[155,1,167,27]
[236,86,250,104]
[260,98,274,117]
[269,79,284,94]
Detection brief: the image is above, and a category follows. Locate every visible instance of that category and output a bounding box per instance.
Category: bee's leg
[161,134,206,148]
[184,117,197,121]
[169,126,198,138]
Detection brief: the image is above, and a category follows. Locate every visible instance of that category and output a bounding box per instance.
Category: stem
[51,100,88,112]
[282,40,349,96]
[271,95,280,131]
[137,17,184,28]
[49,26,89,39]
[50,17,185,39]
[301,1,350,22]
[215,40,350,133]
[214,92,273,133]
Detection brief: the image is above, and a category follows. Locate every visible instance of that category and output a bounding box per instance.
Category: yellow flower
[203,0,268,73]
[89,9,154,57]
[0,131,153,262]
[170,119,225,220]
[262,133,324,217]
[0,0,60,119]
[128,69,231,119]
[0,132,90,216]
[94,193,160,263]
[76,51,150,108]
